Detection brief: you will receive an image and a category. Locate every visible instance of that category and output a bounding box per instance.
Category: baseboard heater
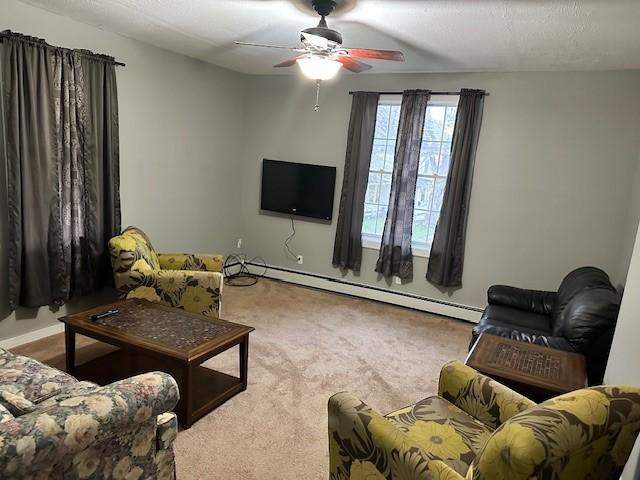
[248,262,482,323]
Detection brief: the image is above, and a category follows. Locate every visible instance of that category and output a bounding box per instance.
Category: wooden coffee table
[466,333,587,401]
[59,299,254,428]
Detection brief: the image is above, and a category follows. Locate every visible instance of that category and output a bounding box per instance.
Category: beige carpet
[13,279,472,479]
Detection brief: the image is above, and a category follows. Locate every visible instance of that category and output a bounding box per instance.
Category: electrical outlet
[236,238,242,250]
[393,276,402,285]
[296,255,304,265]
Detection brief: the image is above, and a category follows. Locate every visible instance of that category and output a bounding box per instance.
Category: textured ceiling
[18,0,640,74]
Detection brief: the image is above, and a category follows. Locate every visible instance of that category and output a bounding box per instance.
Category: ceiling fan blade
[235,41,304,51]
[274,57,303,68]
[336,56,372,73]
[343,48,405,61]
[300,32,329,49]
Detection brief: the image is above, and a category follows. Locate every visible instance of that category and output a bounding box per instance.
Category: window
[362,96,458,256]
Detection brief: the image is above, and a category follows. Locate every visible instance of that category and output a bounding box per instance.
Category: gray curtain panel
[427,89,485,287]
[332,92,379,272]
[1,32,120,309]
[80,56,121,294]
[375,90,430,279]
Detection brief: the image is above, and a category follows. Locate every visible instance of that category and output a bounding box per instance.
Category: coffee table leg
[65,327,76,374]
[183,364,193,428]
[240,335,249,391]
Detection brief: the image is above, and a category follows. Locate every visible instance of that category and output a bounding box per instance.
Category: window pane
[379,173,392,206]
[375,206,388,235]
[438,142,451,176]
[384,140,396,172]
[412,210,429,245]
[433,178,446,212]
[365,173,381,204]
[415,177,434,209]
[443,107,457,142]
[370,140,386,171]
[388,106,401,139]
[375,105,390,139]
[424,106,446,141]
[419,142,440,175]
[363,204,378,235]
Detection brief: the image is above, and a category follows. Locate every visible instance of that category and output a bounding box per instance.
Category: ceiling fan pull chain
[314,79,321,112]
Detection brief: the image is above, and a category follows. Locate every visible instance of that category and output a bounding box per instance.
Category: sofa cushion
[0,389,36,416]
[110,227,160,271]
[0,403,14,423]
[385,396,494,476]
[0,349,77,403]
[36,381,100,409]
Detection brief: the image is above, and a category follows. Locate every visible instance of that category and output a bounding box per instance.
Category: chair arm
[0,372,179,476]
[438,361,535,429]
[472,327,575,352]
[487,285,557,315]
[328,392,464,480]
[156,412,178,451]
[158,253,224,273]
[125,269,223,297]
[473,385,640,480]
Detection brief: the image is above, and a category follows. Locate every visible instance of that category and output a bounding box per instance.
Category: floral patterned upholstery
[0,349,77,404]
[0,347,180,479]
[328,360,640,480]
[109,226,224,317]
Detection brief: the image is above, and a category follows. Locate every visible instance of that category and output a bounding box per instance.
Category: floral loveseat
[109,226,224,317]
[0,347,179,479]
[329,360,640,479]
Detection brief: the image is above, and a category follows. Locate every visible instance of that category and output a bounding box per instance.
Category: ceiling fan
[235,0,405,81]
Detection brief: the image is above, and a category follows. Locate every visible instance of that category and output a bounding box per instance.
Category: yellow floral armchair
[328,360,640,480]
[109,226,224,317]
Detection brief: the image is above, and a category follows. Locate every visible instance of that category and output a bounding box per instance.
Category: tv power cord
[223,254,267,287]
[284,216,301,263]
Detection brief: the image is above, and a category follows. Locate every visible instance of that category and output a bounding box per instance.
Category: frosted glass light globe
[296,56,342,80]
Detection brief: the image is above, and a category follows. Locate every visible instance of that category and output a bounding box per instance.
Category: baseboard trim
[0,323,65,350]
[252,263,482,323]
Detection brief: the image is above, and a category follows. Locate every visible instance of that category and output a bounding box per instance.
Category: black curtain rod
[0,33,126,67]
[349,90,489,96]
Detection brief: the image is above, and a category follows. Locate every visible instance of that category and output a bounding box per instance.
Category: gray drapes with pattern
[427,89,484,287]
[375,90,430,279]
[332,92,379,272]
[1,32,120,309]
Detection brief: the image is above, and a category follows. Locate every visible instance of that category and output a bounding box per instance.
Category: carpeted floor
[13,279,472,479]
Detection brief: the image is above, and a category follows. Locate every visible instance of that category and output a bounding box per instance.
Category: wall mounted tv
[261,159,337,221]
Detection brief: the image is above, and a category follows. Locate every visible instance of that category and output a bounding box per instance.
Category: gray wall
[606,217,640,479]
[620,150,640,282]
[0,0,248,340]
[3,0,640,342]
[238,71,640,309]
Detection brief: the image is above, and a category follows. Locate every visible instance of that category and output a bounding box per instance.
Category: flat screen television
[261,159,336,221]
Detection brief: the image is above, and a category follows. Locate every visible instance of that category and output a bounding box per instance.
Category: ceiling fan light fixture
[296,56,342,80]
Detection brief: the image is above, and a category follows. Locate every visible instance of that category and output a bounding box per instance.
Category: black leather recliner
[470,266,621,385]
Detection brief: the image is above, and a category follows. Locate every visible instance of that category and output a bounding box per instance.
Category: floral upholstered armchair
[109,226,224,317]
[0,347,179,479]
[328,360,640,480]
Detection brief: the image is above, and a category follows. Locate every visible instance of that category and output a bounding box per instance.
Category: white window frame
[362,95,459,258]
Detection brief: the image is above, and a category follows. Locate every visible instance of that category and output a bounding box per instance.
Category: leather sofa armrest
[471,325,576,353]
[487,285,557,315]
